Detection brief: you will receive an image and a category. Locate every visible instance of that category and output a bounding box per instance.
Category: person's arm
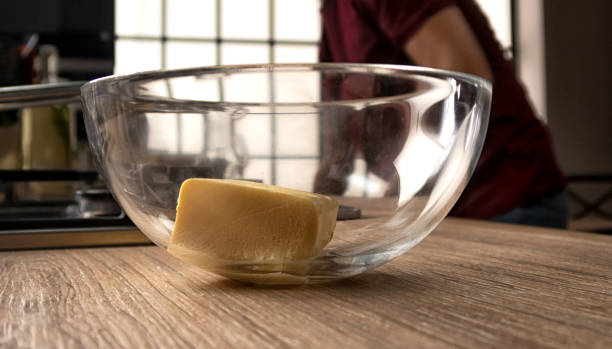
[403,5,494,82]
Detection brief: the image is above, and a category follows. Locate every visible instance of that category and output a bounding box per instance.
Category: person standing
[316,0,567,228]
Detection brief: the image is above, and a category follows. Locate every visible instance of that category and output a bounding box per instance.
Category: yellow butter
[168,179,338,267]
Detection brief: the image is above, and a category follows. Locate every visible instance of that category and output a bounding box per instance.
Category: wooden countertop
[2,218,611,348]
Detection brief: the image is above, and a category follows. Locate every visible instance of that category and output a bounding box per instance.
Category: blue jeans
[491,191,568,229]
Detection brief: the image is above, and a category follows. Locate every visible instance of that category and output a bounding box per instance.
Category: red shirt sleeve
[360,0,457,49]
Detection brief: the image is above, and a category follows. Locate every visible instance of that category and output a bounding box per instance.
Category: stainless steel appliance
[0,82,147,250]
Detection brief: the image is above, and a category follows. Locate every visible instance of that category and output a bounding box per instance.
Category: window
[115,0,512,190]
[115,0,320,72]
[474,0,513,51]
[115,0,321,189]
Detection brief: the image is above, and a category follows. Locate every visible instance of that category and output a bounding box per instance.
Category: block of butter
[167,179,338,269]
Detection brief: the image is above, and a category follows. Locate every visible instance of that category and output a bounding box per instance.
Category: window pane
[221,0,269,39]
[223,69,270,104]
[274,45,318,63]
[115,0,162,36]
[145,113,179,153]
[243,159,272,184]
[166,42,216,69]
[275,0,320,41]
[235,115,271,156]
[166,0,216,38]
[474,0,512,48]
[276,114,319,157]
[276,159,319,191]
[221,43,269,65]
[179,114,205,154]
[170,76,220,102]
[273,70,320,103]
[115,39,162,74]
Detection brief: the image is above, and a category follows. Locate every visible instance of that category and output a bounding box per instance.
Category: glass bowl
[81,63,491,284]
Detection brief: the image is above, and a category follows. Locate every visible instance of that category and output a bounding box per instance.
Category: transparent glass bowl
[81,63,491,284]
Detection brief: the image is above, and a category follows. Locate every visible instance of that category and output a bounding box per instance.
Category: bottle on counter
[19,44,73,200]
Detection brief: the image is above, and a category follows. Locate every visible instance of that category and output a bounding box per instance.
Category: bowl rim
[81,63,492,108]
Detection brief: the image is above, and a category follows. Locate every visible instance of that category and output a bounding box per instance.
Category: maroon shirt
[320,0,566,219]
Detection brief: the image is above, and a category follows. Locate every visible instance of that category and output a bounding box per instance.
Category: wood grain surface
[1,218,611,348]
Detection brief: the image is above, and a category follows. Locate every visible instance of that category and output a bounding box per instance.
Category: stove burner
[75,188,122,218]
[0,169,135,231]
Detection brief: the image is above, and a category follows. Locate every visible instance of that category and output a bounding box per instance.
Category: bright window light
[166,0,216,38]
[115,0,512,189]
[474,0,513,49]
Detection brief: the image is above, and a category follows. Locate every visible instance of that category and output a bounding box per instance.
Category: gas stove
[0,169,147,250]
[0,82,148,250]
